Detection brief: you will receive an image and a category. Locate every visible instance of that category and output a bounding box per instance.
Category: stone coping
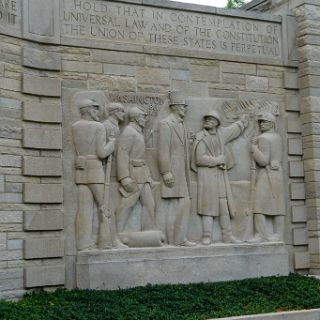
[211,308,320,319]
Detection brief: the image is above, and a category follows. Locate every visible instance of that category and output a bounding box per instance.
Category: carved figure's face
[172,104,188,119]
[136,114,147,128]
[259,120,274,132]
[203,116,219,130]
[115,108,125,122]
[88,106,100,122]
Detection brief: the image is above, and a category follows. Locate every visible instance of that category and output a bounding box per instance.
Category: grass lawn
[1,274,320,319]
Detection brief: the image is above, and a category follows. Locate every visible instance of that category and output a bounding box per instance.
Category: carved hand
[121,177,138,193]
[240,114,249,128]
[162,172,175,188]
[214,155,225,166]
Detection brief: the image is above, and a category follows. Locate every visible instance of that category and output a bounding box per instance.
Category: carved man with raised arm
[191,110,248,245]
[251,112,285,242]
[72,99,115,251]
[115,107,156,241]
[158,91,196,247]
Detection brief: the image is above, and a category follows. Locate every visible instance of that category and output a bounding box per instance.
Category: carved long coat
[252,131,285,216]
[191,122,244,217]
[158,113,191,199]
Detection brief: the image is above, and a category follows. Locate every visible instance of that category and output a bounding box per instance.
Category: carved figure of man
[72,99,115,251]
[191,111,248,245]
[251,112,285,242]
[103,103,125,138]
[115,107,156,238]
[102,102,126,248]
[158,91,196,247]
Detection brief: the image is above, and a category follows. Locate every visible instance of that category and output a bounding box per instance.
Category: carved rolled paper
[120,231,165,248]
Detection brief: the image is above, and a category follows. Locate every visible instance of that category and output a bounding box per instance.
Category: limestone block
[287,117,302,133]
[301,75,320,89]
[294,252,310,269]
[24,265,65,288]
[0,77,20,92]
[190,65,219,82]
[23,101,62,123]
[290,183,305,200]
[303,123,320,136]
[62,61,103,73]
[221,62,256,75]
[24,183,63,203]
[22,74,61,97]
[0,155,21,168]
[309,238,320,255]
[8,239,23,250]
[304,159,320,172]
[292,228,308,245]
[301,97,320,114]
[301,113,320,125]
[23,0,60,44]
[245,76,268,92]
[288,139,302,155]
[23,47,61,71]
[23,156,62,176]
[23,127,62,150]
[286,95,299,112]
[137,67,170,85]
[24,210,63,231]
[284,71,298,89]
[292,206,307,223]
[289,161,304,177]
[24,238,64,259]
[0,211,23,223]
[103,64,136,77]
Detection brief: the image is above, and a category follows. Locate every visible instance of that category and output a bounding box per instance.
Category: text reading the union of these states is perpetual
[62,0,282,59]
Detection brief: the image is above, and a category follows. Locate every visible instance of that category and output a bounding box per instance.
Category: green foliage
[1,274,320,320]
[226,0,246,9]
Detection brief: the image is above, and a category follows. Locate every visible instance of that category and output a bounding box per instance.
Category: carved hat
[128,107,147,120]
[108,102,125,113]
[203,110,221,125]
[257,112,276,123]
[78,99,100,110]
[168,90,187,106]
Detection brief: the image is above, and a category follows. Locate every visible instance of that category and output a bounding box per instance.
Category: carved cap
[203,110,221,124]
[108,102,124,113]
[257,112,276,123]
[78,99,100,110]
[168,90,187,106]
[128,107,147,119]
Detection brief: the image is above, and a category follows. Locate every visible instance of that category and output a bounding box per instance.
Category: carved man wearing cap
[251,112,285,242]
[158,91,196,246]
[72,99,115,251]
[191,110,248,245]
[115,107,156,240]
[103,102,125,139]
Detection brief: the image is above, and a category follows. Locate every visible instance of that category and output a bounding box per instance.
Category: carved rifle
[98,154,113,249]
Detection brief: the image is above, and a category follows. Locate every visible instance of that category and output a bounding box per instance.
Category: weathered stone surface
[23,47,61,71]
[245,76,268,91]
[292,206,307,223]
[23,101,62,123]
[290,183,306,200]
[23,0,60,44]
[24,265,65,288]
[292,228,308,245]
[24,238,64,259]
[23,156,62,177]
[286,94,299,112]
[22,74,61,97]
[284,71,299,89]
[24,184,63,204]
[23,127,62,150]
[24,210,63,231]
[289,161,304,177]
[288,138,303,155]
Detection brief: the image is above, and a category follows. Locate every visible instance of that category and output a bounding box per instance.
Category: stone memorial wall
[0,0,318,300]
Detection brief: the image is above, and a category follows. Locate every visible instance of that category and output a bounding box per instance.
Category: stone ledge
[76,243,289,289]
[212,308,320,320]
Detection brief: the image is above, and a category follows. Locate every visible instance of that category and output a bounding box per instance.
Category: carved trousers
[76,184,104,251]
[116,183,156,233]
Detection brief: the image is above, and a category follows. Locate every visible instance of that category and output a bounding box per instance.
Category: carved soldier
[102,102,126,248]
[115,107,156,239]
[251,112,285,242]
[103,102,125,139]
[158,91,196,247]
[72,99,115,251]
[191,110,248,245]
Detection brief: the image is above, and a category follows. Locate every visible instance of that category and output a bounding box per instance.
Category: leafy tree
[226,0,246,8]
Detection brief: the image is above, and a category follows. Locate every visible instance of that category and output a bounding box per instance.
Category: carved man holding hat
[191,110,248,245]
[158,91,196,246]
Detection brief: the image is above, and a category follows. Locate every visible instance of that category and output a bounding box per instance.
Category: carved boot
[202,235,211,245]
[220,203,241,244]
[202,216,213,245]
